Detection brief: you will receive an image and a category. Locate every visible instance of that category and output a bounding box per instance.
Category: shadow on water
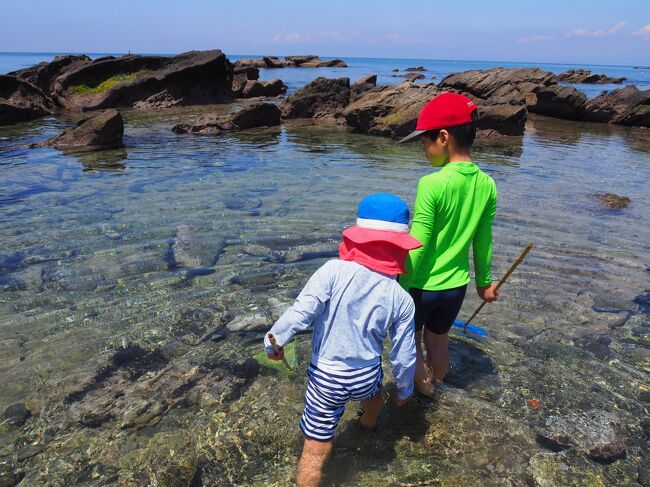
[444,336,497,389]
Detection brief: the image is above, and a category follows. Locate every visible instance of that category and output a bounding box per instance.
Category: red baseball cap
[398,92,478,144]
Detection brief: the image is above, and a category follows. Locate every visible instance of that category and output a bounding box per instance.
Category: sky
[1,0,649,66]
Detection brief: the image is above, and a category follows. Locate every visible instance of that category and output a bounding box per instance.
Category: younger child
[265,193,421,487]
[398,93,499,396]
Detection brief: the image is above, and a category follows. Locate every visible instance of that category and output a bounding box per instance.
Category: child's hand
[395,394,413,407]
[267,347,284,361]
[477,283,499,302]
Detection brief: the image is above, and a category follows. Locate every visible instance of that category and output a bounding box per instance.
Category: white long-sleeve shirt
[264,259,416,400]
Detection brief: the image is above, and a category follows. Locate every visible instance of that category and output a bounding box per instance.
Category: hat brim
[343,226,422,250]
[397,129,427,144]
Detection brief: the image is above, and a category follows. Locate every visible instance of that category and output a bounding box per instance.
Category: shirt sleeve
[401,176,437,290]
[264,262,333,354]
[473,183,497,287]
[388,293,416,400]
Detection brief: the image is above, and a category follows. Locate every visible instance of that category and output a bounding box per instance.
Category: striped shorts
[300,360,383,442]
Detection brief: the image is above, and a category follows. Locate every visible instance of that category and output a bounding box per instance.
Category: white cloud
[517,35,555,44]
[567,21,625,38]
[632,24,650,37]
[266,29,360,45]
[367,33,414,46]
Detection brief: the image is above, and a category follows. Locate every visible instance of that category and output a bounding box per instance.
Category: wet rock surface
[35,109,124,150]
[0,75,53,124]
[8,54,91,93]
[537,410,631,462]
[172,102,281,135]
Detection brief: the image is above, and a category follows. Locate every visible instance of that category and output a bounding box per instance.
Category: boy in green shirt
[398,93,499,396]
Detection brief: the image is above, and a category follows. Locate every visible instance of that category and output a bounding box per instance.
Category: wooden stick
[463,242,535,333]
[268,333,292,370]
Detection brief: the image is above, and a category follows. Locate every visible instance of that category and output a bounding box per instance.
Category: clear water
[0,103,648,484]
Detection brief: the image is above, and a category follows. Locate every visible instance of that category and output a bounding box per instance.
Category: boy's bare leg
[423,330,449,382]
[359,389,384,429]
[414,329,434,396]
[297,438,333,487]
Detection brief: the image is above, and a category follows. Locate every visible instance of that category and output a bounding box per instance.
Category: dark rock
[241,79,287,98]
[281,77,350,120]
[132,89,183,110]
[172,102,281,135]
[233,58,266,70]
[262,56,285,68]
[351,74,377,100]
[557,69,626,84]
[8,55,91,93]
[439,67,557,105]
[594,193,631,209]
[284,55,319,66]
[533,85,589,120]
[584,85,650,126]
[391,68,399,72]
[232,63,259,80]
[476,102,528,136]
[634,290,650,314]
[537,410,631,462]
[405,66,426,72]
[0,464,25,487]
[52,50,233,111]
[0,75,53,124]
[392,73,425,80]
[38,109,124,150]
[3,402,31,427]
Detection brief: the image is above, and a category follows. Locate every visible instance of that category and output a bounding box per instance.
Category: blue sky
[1,0,649,65]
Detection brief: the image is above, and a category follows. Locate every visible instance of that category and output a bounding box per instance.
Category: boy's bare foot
[414,363,435,397]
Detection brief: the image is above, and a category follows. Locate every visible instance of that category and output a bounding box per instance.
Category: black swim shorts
[409,285,468,334]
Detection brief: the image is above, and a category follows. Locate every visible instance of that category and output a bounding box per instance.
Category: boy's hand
[395,394,413,407]
[267,347,284,361]
[477,283,499,302]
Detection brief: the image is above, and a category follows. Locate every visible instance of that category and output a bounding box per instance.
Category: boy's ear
[439,129,450,146]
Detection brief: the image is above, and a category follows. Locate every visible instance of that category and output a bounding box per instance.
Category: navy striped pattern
[300,361,383,441]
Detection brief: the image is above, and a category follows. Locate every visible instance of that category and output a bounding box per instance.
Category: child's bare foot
[414,363,435,397]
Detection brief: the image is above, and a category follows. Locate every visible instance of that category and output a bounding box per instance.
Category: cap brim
[397,129,426,144]
[343,226,422,250]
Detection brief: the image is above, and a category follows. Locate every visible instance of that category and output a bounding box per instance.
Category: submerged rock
[170,224,224,268]
[392,73,425,80]
[172,102,281,135]
[558,69,626,84]
[3,402,31,427]
[281,77,351,121]
[36,109,124,150]
[594,193,631,209]
[537,410,631,462]
[0,75,53,124]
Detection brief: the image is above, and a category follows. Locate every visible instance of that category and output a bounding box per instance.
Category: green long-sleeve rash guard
[400,161,497,291]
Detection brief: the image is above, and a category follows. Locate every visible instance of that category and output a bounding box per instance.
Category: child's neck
[448,150,472,163]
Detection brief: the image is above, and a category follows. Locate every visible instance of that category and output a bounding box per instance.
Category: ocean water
[0,53,649,485]
[2,51,650,97]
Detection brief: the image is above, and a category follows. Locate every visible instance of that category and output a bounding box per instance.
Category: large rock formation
[239,79,287,98]
[342,82,527,138]
[0,75,53,124]
[280,77,351,120]
[36,109,124,150]
[9,55,91,93]
[439,67,558,107]
[533,85,589,120]
[584,85,650,126]
[52,50,233,111]
[557,69,626,84]
[172,102,281,135]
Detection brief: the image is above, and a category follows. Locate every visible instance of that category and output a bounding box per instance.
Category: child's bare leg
[423,330,449,382]
[414,329,434,395]
[359,389,384,428]
[297,438,333,487]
